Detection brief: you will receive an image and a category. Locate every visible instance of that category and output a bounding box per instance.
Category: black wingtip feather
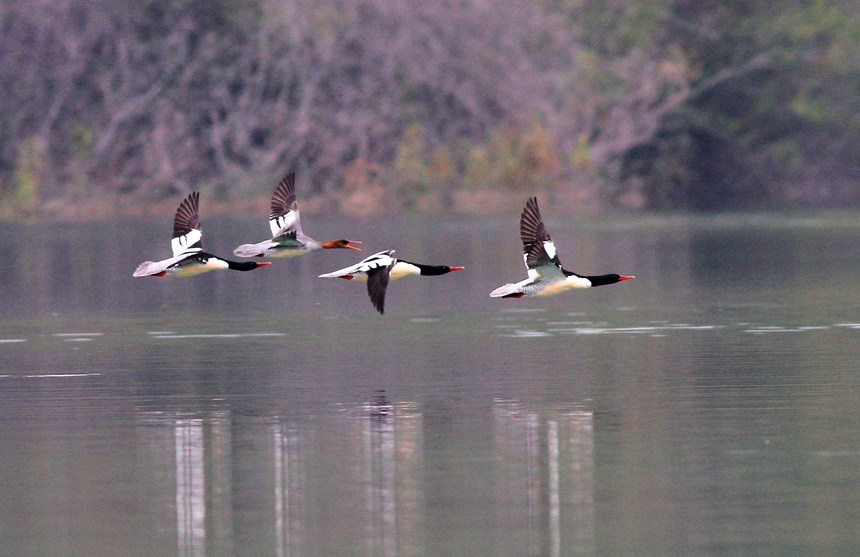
[270,172,298,219]
[366,264,392,315]
[520,197,550,246]
[173,191,201,238]
[519,196,550,247]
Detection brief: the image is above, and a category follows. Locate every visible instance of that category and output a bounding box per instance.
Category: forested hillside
[2,0,858,215]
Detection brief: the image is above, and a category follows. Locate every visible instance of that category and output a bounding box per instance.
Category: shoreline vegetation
[0,182,605,223]
[2,2,859,217]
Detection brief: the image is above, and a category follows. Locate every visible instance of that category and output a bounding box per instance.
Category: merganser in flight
[319,250,464,314]
[489,197,633,298]
[133,192,271,277]
[233,172,362,258]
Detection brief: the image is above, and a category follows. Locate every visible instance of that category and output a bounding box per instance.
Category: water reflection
[268,394,425,557]
[493,399,595,557]
[175,418,206,556]
[272,421,307,557]
[138,395,424,556]
[361,392,423,557]
[134,398,598,555]
[138,411,233,557]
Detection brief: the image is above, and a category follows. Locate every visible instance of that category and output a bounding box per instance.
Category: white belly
[534,276,591,296]
[171,259,228,277]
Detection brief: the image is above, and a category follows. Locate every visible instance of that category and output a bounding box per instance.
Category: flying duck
[489,197,633,298]
[319,250,464,314]
[133,192,271,277]
[233,172,361,258]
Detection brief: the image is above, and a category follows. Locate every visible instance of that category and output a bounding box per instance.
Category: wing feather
[269,172,301,237]
[318,250,394,278]
[519,197,562,271]
[171,192,203,255]
[519,197,549,246]
[366,263,393,314]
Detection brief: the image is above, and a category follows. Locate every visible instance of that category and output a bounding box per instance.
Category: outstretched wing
[171,192,203,256]
[519,196,562,274]
[366,262,394,315]
[318,250,395,278]
[269,172,301,238]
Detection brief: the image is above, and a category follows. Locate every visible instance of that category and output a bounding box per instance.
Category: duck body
[133,251,266,277]
[319,250,464,314]
[490,272,629,298]
[232,236,319,259]
[490,197,633,298]
[133,192,271,278]
[318,250,396,282]
[233,172,361,258]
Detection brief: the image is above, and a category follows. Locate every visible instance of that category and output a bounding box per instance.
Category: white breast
[389,261,420,280]
[535,275,592,296]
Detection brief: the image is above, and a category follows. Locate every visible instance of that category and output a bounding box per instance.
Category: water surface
[2,212,860,556]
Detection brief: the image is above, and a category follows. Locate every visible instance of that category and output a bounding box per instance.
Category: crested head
[321,239,363,251]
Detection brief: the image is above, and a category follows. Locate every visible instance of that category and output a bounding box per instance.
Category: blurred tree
[615,0,860,209]
[0,0,858,214]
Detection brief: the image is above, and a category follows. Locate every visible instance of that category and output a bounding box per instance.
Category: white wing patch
[319,250,394,279]
[543,240,557,260]
[171,229,202,256]
[270,211,300,237]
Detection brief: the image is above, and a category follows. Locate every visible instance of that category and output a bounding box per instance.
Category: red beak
[619,275,635,281]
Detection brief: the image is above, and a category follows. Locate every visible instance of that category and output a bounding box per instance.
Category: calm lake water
[2,210,860,556]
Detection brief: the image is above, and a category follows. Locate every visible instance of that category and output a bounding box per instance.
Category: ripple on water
[742,325,831,334]
[493,321,727,338]
[150,333,287,339]
[811,450,860,458]
[499,330,553,338]
[547,324,723,336]
[498,318,851,339]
